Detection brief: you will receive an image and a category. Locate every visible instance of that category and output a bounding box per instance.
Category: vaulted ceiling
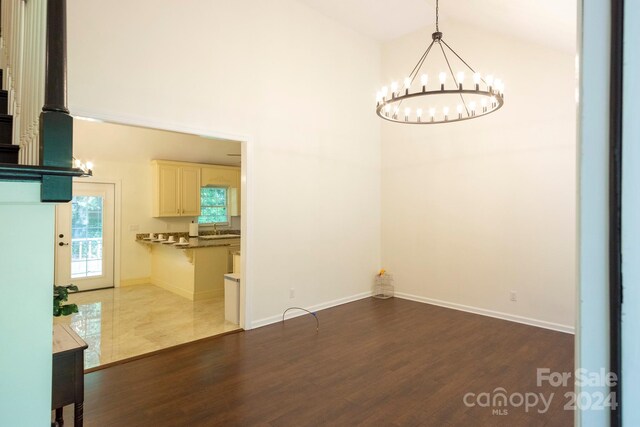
[298,0,577,52]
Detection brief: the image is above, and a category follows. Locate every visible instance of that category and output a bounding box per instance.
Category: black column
[43,0,68,113]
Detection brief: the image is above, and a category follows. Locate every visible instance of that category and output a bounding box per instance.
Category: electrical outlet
[289,288,295,299]
[510,291,517,302]
[128,224,139,232]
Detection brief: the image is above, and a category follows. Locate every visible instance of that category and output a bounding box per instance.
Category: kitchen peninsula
[137,233,240,301]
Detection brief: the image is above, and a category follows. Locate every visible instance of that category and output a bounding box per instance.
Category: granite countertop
[136,232,240,249]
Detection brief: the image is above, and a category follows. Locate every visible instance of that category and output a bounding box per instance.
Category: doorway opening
[53,118,248,370]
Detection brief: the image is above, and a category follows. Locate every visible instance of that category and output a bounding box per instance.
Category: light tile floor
[53,284,240,369]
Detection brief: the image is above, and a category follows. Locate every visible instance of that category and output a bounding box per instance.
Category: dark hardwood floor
[68,297,574,426]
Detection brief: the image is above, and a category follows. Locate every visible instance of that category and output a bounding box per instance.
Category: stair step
[0,143,19,164]
[0,114,13,145]
[0,91,7,115]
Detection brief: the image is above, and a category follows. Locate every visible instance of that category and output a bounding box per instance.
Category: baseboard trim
[395,292,575,334]
[120,277,152,287]
[151,277,194,300]
[251,291,372,329]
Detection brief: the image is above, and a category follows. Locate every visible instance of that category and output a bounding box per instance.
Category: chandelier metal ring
[376,89,504,125]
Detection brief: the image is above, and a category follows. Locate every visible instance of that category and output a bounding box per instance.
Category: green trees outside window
[199,187,228,224]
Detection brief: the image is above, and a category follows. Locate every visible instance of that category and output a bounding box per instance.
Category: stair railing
[0,0,79,202]
[1,0,46,166]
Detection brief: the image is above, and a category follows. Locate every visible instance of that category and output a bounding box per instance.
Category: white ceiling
[298,0,577,52]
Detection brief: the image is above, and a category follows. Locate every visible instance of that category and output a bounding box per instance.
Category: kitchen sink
[199,234,240,240]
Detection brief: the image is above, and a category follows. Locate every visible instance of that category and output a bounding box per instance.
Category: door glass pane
[71,195,104,278]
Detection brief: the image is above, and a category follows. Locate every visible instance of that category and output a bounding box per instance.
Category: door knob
[58,242,69,246]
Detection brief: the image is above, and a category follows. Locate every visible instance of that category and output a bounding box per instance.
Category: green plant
[53,285,79,317]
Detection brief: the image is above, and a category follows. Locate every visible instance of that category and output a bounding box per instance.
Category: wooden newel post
[43,0,69,113]
[39,0,73,202]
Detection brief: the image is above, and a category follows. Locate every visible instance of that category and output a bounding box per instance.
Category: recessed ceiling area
[298,0,577,52]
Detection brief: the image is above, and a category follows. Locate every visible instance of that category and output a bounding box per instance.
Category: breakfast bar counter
[136,234,240,249]
[136,234,240,301]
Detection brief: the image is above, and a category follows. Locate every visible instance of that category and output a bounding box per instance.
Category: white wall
[73,119,241,283]
[380,20,576,331]
[0,182,54,426]
[67,0,381,325]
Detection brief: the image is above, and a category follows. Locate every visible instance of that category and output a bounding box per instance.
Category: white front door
[55,182,115,291]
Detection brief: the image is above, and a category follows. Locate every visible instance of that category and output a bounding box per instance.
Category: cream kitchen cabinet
[152,161,201,217]
[201,166,239,187]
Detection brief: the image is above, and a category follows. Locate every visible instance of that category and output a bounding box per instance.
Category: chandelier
[375,0,505,125]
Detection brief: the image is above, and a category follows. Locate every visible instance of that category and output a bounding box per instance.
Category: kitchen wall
[67,0,382,325]
[73,119,241,284]
[381,19,576,331]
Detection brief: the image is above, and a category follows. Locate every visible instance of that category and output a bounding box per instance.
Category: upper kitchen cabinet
[201,166,240,188]
[152,160,201,217]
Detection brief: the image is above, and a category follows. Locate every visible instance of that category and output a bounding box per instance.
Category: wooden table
[52,324,88,427]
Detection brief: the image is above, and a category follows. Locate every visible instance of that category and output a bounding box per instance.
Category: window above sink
[198,187,228,225]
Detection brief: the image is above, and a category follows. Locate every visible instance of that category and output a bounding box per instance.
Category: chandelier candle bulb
[381,86,388,99]
[457,104,463,119]
[439,72,446,90]
[486,75,494,91]
[473,72,481,89]
[421,74,428,91]
[443,106,450,121]
[456,71,465,90]
[404,107,411,121]
[429,107,436,122]
[490,96,497,107]
[481,98,487,113]
[416,108,423,122]
[391,81,398,98]
[469,101,476,116]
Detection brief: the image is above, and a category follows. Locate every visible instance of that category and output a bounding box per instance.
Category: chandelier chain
[435,0,439,32]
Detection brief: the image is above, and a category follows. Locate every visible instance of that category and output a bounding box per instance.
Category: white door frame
[55,182,116,290]
[73,178,123,288]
